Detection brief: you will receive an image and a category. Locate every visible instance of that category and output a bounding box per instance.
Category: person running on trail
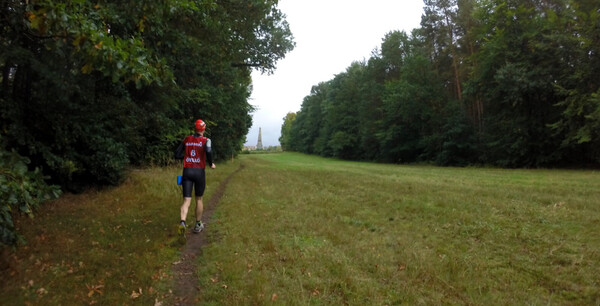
[174,119,216,235]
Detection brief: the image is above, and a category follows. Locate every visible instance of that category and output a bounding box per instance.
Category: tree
[0,0,294,189]
[279,112,296,151]
[549,0,600,164]
[324,63,367,159]
[420,0,463,101]
[379,54,445,163]
[285,0,598,168]
[288,83,329,154]
[466,0,568,166]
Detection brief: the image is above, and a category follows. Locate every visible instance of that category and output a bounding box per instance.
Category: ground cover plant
[198,153,600,304]
[1,153,598,304]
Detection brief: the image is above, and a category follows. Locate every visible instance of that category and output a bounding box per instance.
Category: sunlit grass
[197,153,600,305]
[0,160,241,305]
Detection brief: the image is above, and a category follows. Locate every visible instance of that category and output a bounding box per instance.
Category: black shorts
[182,168,206,198]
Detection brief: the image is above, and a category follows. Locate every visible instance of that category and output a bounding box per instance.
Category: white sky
[244,0,424,147]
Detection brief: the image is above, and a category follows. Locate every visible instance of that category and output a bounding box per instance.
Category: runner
[174,119,216,236]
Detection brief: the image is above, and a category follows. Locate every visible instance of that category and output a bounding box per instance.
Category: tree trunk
[446,13,462,101]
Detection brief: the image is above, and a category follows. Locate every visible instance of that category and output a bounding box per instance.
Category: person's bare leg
[180,197,192,222]
[195,196,204,223]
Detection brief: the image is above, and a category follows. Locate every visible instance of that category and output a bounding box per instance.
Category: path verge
[172,164,244,305]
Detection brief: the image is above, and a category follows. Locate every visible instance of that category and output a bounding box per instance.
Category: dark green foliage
[0,145,61,247]
[279,112,297,151]
[426,99,475,166]
[0,0,293,244]
[468,1,565,167]
[288,83,329,155]
[285,0,598,167]
[1,0,294,190]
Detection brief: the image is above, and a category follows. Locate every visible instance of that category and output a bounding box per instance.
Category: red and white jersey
[183,135,208,169]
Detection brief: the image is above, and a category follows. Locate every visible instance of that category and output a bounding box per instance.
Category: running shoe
[193,221,204,233]
[178,222,186,236]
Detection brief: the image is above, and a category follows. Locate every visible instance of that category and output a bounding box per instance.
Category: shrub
[0,149,61,247]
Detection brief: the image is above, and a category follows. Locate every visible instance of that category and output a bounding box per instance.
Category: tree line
[281,0,599,167]
[0,0,294,246]
[1,0,294,188]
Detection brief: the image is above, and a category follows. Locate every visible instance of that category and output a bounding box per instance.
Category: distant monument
[256,127,263,150]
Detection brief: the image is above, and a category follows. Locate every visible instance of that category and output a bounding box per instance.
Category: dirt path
[172,164,244,305]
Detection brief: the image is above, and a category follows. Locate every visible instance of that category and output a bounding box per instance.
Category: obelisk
[256,127,263,150]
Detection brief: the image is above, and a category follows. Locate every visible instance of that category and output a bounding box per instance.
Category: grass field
[2,152,600,304]
[0,160,242,305]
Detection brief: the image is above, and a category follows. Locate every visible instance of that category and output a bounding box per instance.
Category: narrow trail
[172,164,245,305]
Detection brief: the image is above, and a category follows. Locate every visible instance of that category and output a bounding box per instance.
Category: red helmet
[195,119,206,132]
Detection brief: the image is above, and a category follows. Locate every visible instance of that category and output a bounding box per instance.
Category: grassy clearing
[198,153,600,305]
[0,160,241,305]
[1,152,599,305]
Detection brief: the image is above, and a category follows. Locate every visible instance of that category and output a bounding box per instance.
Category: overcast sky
[244,0,425,147]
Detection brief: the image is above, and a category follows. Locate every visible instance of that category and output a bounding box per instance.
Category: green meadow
[2,153,599,305]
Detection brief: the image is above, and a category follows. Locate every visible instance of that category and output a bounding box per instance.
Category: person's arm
[174,140,185,160]
[206,138,215,168]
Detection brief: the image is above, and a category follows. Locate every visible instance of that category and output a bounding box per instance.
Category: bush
[0,149,61,247]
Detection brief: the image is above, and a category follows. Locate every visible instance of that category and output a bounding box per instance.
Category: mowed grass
[197,153,600,305]
[0,160,242,305]
[1,153,599,305]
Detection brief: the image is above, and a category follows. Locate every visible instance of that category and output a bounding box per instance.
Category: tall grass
[197,153,600,305]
